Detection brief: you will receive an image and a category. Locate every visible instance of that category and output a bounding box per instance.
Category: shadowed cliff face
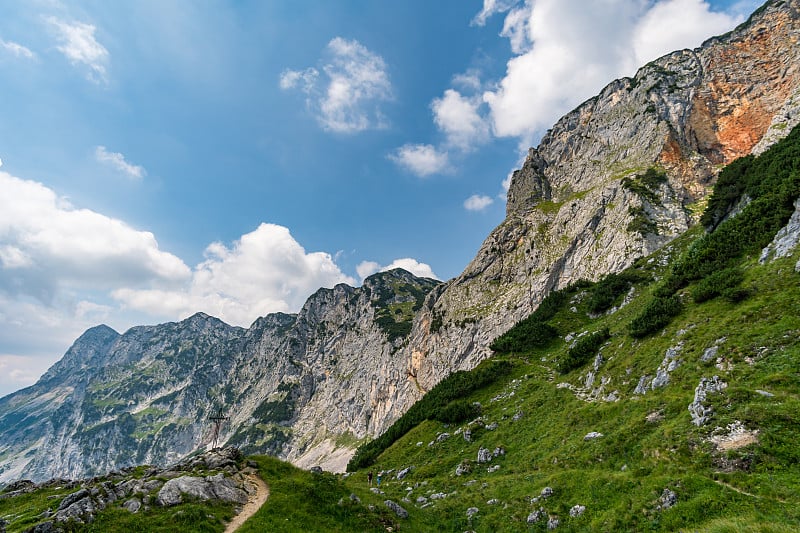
[2,1,800,484]
[402,0,800,395]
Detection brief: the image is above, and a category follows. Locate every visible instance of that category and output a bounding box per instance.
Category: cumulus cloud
[280,37,392,133]
[481,0,742,143]
[464,194,494,211]
[0,171,190,301]
[432,89,490,151]
[0,39,35,59]
[389,143,450,177]
[95,146,146,180]
[113,223,356,326]
[356,258,439,281]
[47,17,109,84]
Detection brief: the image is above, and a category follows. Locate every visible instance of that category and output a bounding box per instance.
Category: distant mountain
[2,0,800,487]
[0,270,439,484]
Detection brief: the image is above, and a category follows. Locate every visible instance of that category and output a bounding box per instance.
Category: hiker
[368,471,373,486]
[377,472,382,486]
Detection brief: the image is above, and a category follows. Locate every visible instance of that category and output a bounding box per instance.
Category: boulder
[384,500,408,519]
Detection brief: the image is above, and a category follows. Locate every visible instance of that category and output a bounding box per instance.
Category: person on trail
[368,471,373,486]
[377,472,382,487]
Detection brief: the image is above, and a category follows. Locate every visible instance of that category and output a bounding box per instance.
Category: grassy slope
[4,223,800,533]
[325,231,800,532]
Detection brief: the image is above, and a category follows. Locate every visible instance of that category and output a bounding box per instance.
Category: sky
[0,0,762,397]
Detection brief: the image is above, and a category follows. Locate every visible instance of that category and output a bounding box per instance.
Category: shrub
[557,328,611,374]
[629,296,682,338]
[347,359,513,471]
[432,400,480,424]
[586,270,650,314]
[490,288,570,354]
[691,268,744,303]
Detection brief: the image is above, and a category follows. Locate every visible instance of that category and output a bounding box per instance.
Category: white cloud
[479,0,743,143]
[464,194,494,211]
[280,37,392,133]
[0,39,35,59]
[47,16,109,84]
[632,0,742,66]
[389,143,449,177]
[432,89,490,151]
[472,0,520,27]
[0,171,190,301]
[279,67,319,92]
[113,223,356,327]
[356,258,439,282]
[95,146,146,180]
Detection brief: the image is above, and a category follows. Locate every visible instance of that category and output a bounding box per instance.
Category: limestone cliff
[1,0,799,484]
[402,0,800,396]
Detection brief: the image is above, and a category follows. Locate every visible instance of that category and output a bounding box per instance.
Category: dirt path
[225,472,270,533]
[712,478,787,503]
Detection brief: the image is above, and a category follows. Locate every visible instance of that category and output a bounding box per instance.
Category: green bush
[628,296,682,338]
[586,270,650,314]
[691,268,744,303]
[490,321,557,353]
[557,327,610,374]
[347,359,513,471]
[490,288,570,353]
[432,400,480,424]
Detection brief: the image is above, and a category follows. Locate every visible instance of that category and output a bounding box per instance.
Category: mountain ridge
[2,0,800,488]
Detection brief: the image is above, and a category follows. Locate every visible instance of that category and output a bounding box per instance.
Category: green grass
[237,456,390,532]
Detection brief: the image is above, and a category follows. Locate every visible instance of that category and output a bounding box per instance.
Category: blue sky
[0,0,761,396]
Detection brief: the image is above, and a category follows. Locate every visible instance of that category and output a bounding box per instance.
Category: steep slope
[2,0,799,487]
[402,0,800,396]
[0,270,439,484]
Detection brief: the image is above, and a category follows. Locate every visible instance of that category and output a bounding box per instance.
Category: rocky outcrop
[0,270,439,483]
[2,1,800,485]
[1,447,253,532]
[402,0,800,393]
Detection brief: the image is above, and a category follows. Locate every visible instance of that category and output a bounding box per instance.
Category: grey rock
[466,507,479,518]
[455,462,471,476]
[689,376,727,426]
[701,345,719,363]
[385,500,408,519]
[123,498,141,513]
[756,389,775,397]
[487,465,500,473]
[548,516,560,529]
[486,498,499,505]
[761,197,800,262]
[416,496,428,504]
[436,433,451,443]
[569,504,586,517]
[527,508,545,523]
[485,422,498,431]
[463,429,471,442]
[430,492,447,500]
[658,489,677,510]
[156,474,247,506]
[370,488,384,495]
[349,493,361,504]
[57,488,90,511]
[634,375,650,395]
[584,432,603,441]
[541,487,554,498]
[493,446,505,458]
[396,466,413,480]
[477,447,492,463]
[310,466,323,474]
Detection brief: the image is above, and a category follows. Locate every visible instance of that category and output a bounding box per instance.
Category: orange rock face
[689,11,800,165]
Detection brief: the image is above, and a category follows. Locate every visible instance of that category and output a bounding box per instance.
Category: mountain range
[2,0,800,492]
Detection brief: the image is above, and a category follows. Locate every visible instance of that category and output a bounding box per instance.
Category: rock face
[2,0,800,485]
[0,270,440,484]
[403,0,800,393]
[0,446,250,530]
